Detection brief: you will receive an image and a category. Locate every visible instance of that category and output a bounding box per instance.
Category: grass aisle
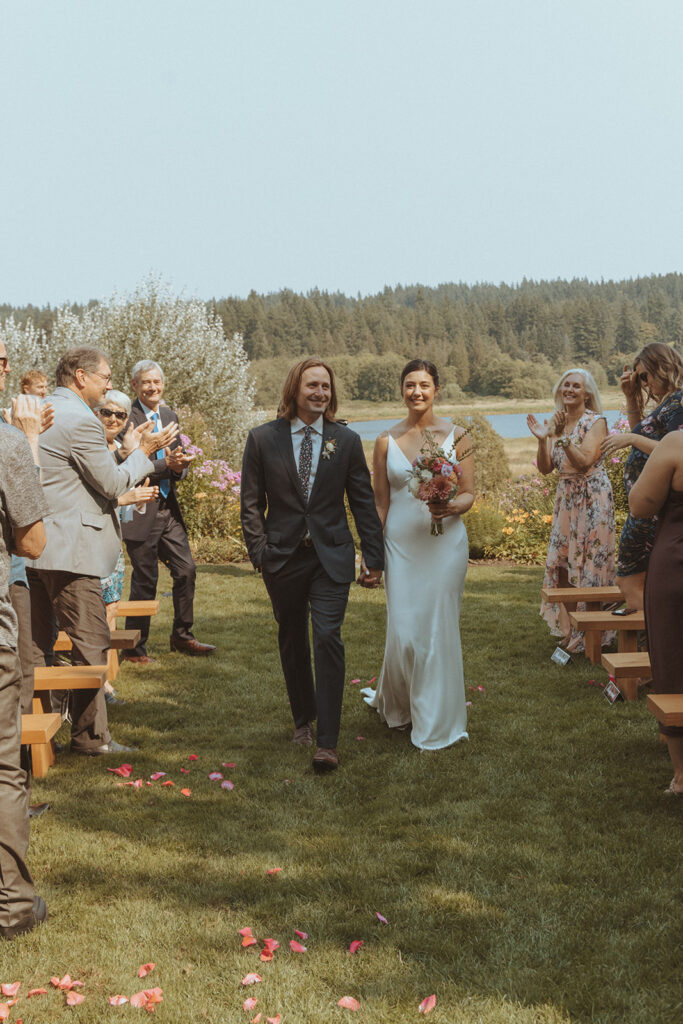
[2,564,679,1024]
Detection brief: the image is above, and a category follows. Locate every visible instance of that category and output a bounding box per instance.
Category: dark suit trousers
[0,646,35,929]
[124,506,196,655]
[27,569,111,752]
[263,544,350,750]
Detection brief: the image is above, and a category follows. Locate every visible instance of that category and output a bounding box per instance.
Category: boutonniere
[322,438,338,460]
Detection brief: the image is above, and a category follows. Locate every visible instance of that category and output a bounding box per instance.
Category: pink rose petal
[138,963,156,978]
[349,678,361,685]
[356,736,365,741]
[129,991,149,1008]
[208,771,223,780]
[241,973,262,986]
[221,780,234,790]
[267,1016,281,1024]
[337,996,360,1010]
[150,772,166,781]
[27,989,48,998]
[180,767,190,774]
[419,994,437,1014]
[188,754,198,761]
[0,1005,8,1022]
[243,997,258,1011]
[66,991,85,1006]
[242,935,258,948]
[222,762,236,768]
[107,763,133,777]
[349,940,363,954]
[289,939,307,952]
[162,779,175,787]
[180,788,192,797]
[262,938,279,952]
[109,995,129,1006]
[375,911,388,924]
[259,948,274,962]
[251,1015,262,1024]
[0,985,19,998]
[294,930,308,940]
[239,926,255,937]
[366,676,377,685]
[266,867,281,875]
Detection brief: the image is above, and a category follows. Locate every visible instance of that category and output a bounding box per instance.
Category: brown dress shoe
[292,722,314,746]
[312,747,339,772]
[169,636,216,656]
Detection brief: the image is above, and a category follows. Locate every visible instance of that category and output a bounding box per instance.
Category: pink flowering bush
[174,409,246,562]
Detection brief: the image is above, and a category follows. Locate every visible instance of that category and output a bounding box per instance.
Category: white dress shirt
[291,415,324,495]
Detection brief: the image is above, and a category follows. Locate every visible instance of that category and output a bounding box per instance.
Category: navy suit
[240,416,384,748]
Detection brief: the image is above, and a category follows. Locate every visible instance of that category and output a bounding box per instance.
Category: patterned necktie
[298,425,313,499]
[153,412,170,499]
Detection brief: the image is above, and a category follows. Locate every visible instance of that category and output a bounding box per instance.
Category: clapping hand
[527,414,550,440]
[118,477,160,508]
[165,446,196,472]
[6,394,53,439]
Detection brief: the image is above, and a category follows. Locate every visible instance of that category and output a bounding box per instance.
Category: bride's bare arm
[372,433,391,527]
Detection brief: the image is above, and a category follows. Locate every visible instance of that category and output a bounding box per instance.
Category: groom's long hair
[278,357,339,422]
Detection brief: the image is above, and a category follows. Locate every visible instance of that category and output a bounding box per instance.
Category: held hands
[357,557,382,589]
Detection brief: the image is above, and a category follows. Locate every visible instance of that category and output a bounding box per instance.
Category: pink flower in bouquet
[440,462,454,476]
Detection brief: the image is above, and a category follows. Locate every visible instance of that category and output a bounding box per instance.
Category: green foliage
[462,501,505,557]
[459,413,511,494]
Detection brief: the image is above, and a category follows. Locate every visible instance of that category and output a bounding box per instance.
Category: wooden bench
[54,629,142,652]
[32,665,108,714]
[646,694,683,728]
[542,585,622,611]
[21,712,62,777]
[601,652,652,702]
[116,599,160,617]
[568,609,645,667]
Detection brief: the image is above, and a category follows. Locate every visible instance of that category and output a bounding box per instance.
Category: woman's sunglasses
[98,408,127,421]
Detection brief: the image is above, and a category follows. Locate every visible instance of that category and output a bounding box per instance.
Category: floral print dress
[617,390,683,576]
[541,410,615,651]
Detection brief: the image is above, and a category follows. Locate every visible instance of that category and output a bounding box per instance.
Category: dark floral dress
[541,411,615,651]
[617,390,683,576]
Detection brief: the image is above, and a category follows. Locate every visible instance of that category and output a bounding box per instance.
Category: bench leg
[584,630,602,664]
[108,648,119,682]
[31,741,55,778]
[617,630,639,700]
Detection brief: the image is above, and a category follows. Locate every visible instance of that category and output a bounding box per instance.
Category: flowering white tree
[0,315,52,380]
[2,278,260,461]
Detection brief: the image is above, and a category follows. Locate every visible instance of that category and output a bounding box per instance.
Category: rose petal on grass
[348,940,363,954]
[250,1015,262,1024]
[162,780,175,787]
[107,763,133,777]
[418,994,436,1014]
[109,995,129,1006]
[349,678,361,685]
[375,911,388,924]
[294,930,308,940]
[138,963,156,978]
[51,974,78,990]
[0,985,19,998]
[239,926,255,937]
[366,676,377,685]
[289,940,306,952]
[129,991,149,1008]
[65,991,85,1006]
[187,754,198,761]
[241,973,262,986]
[222,762,236,768]
[150,772,166,781]
[356,736,365,741]
[259,949,273,962]
[143,988,163,1004]
[242,936,258,948]
[243,997,258,1011]
[0,1006,8,1022]
[208,771,223,780]
[180,767,190,774]
[130,779,144,789]
[465,701,472,707]
[221,780,234,790]
[267,1016,281,1024]
[266,867,281,875]
[476,686,486,693]
[337,996,360,1010]
[262,938,279,952]
[180,788,192,797]
[27,989,48,997]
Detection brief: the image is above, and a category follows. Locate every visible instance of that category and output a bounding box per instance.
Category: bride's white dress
[362,428,469,750]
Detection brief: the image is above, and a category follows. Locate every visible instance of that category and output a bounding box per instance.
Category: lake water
[346,409,622,440]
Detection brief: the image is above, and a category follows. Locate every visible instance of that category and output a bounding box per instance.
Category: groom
[240,358,384,772]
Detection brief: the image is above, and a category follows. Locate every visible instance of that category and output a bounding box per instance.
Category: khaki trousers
[0,646,34,928]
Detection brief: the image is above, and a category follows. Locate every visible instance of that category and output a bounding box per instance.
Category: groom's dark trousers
[240,416,383,749]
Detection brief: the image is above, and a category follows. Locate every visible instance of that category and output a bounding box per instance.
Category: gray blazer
[27,387,154,578]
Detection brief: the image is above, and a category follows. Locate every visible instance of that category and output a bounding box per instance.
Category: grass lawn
[2,562,678,1023]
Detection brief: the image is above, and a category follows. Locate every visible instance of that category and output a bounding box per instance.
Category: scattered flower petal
[162,779,175,787]
[366,676,377,685]
[0,985,19,998]
[180,768,190,774]
[27,989,48,998]
[375,911,388,924]
[150,772,166,781]
[180,788,192,797]
[129,991,149,1008]
[221,780,234,790]
[419,994,436,1014]
[208,771,223,780]
[465,701,472,707]
[261,938,279,953]
[266,867,281,875]
[222,762,236,768]
[241,974,262,986]
[242,935,258,948]
[267,1016,281,1024]
[337,996,360,1010]
[187,754,198,761]
[294,930,308,940]
[349,678,361,685]
[476,686,486,693]
[0,1006,8,1022]
[289,939,307,952]
[109,995,129,1006]
[356,736,365,741]
[239,926,255,937]
[250,1015,262,1024]
[144,988,163,1004]
[138,963,156,978]
[349,940,363,954]
[243,997,258,1011]
[259,948,273,962]
[107,763,133,777]
[66,991,85,1006]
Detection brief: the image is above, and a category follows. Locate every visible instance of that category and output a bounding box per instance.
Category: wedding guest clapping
[629,431,683,795]
[527,368,614,652]
[600,343,683,612]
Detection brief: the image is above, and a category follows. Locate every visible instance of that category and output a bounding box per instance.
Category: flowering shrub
[174,410,246,563]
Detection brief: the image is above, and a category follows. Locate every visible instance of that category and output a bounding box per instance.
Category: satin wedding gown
[362,428,469,749]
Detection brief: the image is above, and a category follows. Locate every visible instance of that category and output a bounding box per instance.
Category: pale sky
[1,0,681,305]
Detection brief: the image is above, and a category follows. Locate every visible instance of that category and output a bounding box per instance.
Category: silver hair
[553,368,603,416]
[131,359,164,382]
[96,389,131,415]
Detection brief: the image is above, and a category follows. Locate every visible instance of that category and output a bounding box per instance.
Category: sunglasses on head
[99,408,127,421]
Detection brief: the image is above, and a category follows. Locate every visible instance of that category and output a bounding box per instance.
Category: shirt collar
[291,415,324,435]
[139,400,160,419]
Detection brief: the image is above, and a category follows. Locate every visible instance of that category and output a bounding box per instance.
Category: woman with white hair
[527,368,615,651]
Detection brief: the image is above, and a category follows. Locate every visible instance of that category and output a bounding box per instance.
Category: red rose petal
[242,935,258,948]
[289,939,306,952]
[150,772,166,781]
[129,991,148,1008]
[107,763,133,777]
[337,996,360,1010]
[0,985,19,999]
[243,997,258,1011]
[27,989,48,998]
[162,779,175,787]
[180,767,190,774]
[349,940,363,954]
[180,788,192,797]
[222,762,236,768]
[259,948,274,962]
[109,995,129,1006]
[65,991,85,1006]
[266,867,281,875]
[187,754,198,761]
[138,963,156,978]
[294,930,308,940]
[241,973,262,986]
[419,994,437,1014]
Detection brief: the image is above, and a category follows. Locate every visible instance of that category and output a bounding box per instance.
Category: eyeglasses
[98,408,127,421]
[89,370,112,384]
[0,357,8,370]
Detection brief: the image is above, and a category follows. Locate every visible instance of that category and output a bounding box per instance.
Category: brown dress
[644,488,683,737]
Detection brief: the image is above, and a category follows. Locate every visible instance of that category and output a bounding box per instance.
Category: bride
[361,359,474,750]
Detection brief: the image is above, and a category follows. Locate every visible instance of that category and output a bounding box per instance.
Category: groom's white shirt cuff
[291,415,324,493]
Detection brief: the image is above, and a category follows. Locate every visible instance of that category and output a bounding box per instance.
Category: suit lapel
[274,418,306,505]
[307,420,337,506]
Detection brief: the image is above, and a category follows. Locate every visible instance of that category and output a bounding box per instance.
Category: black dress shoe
[0,894,48,940]
[29,802,51,819]
[169,635,216,656]
[71,739,138,757]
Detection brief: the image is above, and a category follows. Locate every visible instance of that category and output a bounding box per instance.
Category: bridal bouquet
[407,430,471,535]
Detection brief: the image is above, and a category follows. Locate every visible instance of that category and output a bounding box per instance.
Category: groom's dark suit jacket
[240,416,384,582]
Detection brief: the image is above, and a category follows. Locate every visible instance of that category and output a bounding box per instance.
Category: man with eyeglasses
[25,346,178,755]
[119,360,215,660]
